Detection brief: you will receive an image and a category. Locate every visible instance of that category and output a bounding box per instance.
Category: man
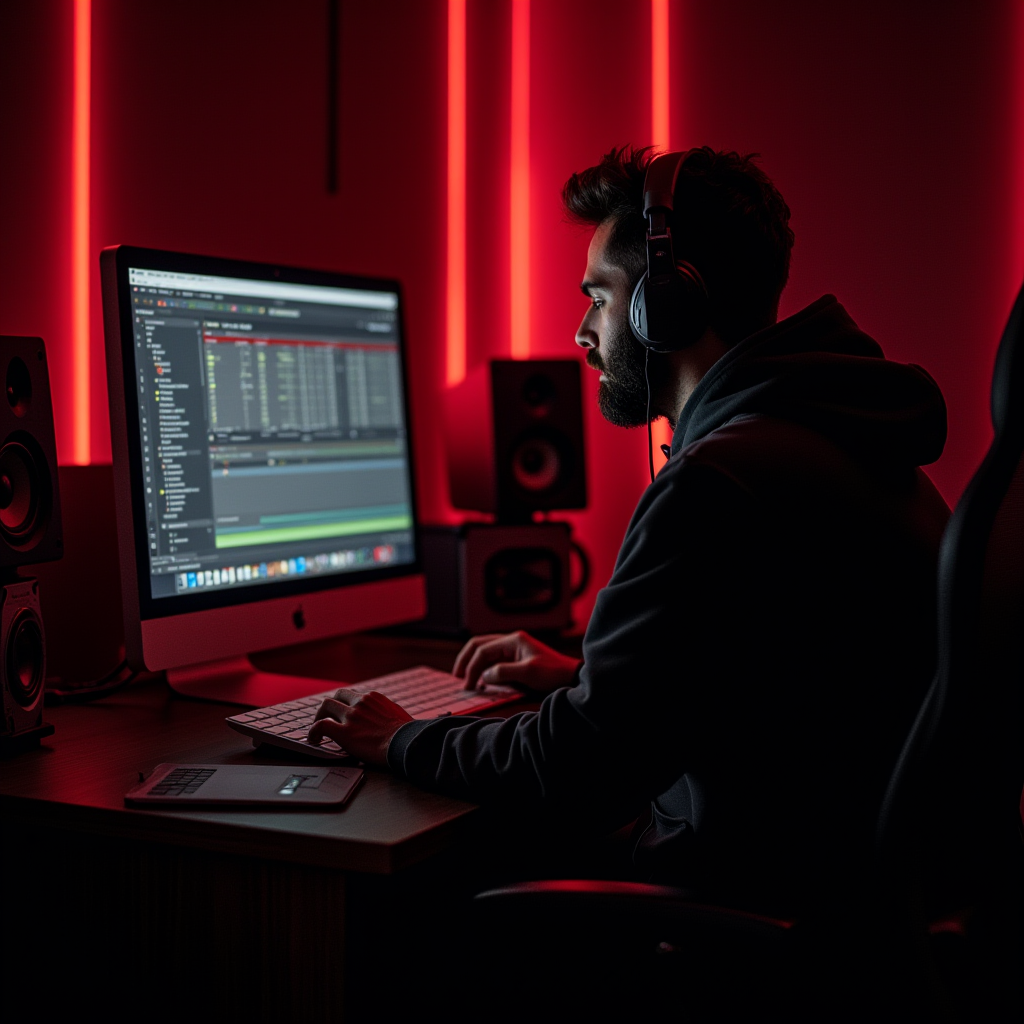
[309,147,950,913]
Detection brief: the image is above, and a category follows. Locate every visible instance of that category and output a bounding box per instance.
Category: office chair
[472,281,1024,1022]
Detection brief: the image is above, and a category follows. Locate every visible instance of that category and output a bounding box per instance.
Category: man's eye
[590,298,604,310]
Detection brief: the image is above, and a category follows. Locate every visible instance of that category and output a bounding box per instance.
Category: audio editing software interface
[127,267,416,599]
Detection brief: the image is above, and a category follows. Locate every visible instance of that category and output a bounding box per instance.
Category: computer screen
[102,246,426,702]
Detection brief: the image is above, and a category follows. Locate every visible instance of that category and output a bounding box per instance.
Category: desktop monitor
[101,245,426,706]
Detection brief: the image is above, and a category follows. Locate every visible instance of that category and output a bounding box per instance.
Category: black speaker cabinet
[444,360,586,521]
[0,337,62,567]
[417,522,572,636]
[0,336,62,750]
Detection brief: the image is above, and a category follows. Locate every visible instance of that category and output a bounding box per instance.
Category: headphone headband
[643,153,684,284]
[642,151,686,218]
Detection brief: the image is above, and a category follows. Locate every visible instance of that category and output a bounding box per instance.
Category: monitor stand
[165,656,342,708]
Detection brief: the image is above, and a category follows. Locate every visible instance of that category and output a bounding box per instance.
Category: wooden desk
[0,633,554,1022]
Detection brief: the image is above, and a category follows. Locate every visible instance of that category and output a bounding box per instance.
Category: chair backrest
[876,278,1024,906]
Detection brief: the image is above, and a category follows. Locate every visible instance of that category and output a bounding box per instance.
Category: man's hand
[453,630,582,694]
[307,689,414,767]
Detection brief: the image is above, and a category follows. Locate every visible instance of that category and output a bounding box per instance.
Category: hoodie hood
[672,295,947,467]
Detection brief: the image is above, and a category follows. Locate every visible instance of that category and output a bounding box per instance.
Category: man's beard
[587,319,654,428]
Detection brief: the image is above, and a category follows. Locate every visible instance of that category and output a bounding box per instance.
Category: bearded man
[310,146,950,914]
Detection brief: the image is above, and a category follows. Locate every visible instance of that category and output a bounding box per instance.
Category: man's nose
[575,317,596,350]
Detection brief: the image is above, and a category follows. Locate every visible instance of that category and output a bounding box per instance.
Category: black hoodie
[389,296,951,912]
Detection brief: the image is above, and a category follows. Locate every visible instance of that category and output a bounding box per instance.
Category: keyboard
[226,665,520,760]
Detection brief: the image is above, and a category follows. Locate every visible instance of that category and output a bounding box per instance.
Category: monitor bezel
[102,244,425,668]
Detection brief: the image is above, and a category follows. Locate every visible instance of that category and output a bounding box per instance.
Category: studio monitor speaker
[0,336,62,750]
[444,360,587,521]
[0,338,62,566]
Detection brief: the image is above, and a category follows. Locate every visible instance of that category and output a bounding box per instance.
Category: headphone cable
[645,347,655,484]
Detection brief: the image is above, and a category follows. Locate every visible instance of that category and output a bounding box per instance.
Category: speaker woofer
[510,426,578,497]
[6,608,44,708]
[511,434,562,493]
[0,439,48,547]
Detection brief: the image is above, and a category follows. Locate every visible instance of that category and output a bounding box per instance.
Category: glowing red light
[651,0,673,465]
[1015,0,1024,287]
[651,0,670,151]
[447,0,467,387]
[510,0,530,359]
[72,0,92,464]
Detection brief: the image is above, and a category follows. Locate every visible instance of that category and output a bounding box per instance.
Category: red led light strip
[72,0,92,464]
[651,0,673,463]
[446,0,467,386]
[1016,0,1024,287]
[510,0,530,359]
[652,0,670,152]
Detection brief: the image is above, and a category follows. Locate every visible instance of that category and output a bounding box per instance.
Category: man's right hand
[452,631,582,695]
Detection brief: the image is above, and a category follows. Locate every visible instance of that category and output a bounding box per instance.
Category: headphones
[629,150,710,353]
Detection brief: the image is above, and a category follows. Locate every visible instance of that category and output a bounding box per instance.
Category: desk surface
[1,632,544,874]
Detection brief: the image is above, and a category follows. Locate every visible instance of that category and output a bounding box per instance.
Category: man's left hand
[308,689,414,767]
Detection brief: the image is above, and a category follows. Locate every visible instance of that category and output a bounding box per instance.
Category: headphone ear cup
[629,273,652,346]
[629,263,710,353]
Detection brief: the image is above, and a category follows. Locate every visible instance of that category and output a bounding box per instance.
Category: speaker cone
[0,440,45,545]
[511,433,563,493]
[7,608,44,708]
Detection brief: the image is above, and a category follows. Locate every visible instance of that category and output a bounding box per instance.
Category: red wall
[0,0,1020,628]
[677,0,1018,507]
[0,3,74,448]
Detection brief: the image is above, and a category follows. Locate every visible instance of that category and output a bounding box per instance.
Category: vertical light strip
[72,0,92,464]
[510,0,530,359]
[651,0,670,151]
[1016,0,1024,289]
[650,0,673,463]
[446,0,467,386]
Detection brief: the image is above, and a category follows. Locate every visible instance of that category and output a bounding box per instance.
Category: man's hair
[562,146,795,344]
